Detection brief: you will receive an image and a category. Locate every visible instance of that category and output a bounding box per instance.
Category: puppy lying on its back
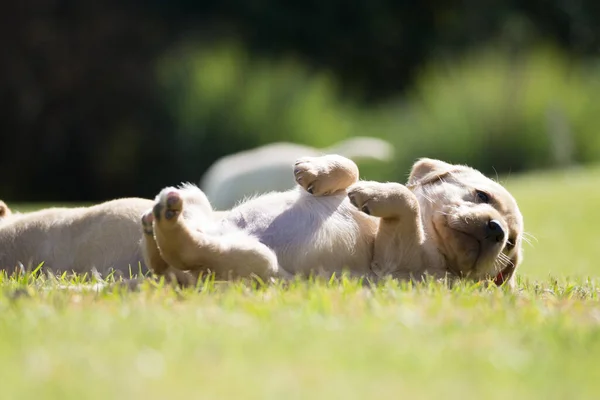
[143,156,524,287]
[0,156,524,286]
[0,198,153,276]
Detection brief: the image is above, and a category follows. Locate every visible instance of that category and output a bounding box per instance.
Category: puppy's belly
[225,188,373,276]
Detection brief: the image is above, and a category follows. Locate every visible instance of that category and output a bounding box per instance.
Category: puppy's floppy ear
[408,158,456,186]
[0,201,8,217]
[494,248,522,289]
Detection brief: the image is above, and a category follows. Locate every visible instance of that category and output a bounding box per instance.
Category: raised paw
[153,188,184,223]
[294,157,323,195]
[348,182,378,215]
[293,155,358,196]
[348,181,418,220]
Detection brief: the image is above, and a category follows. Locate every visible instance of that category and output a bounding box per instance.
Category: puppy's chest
[228,199,373,274]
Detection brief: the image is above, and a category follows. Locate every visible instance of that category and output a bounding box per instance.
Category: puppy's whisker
[492,256,509,273]
[523,231,538,242]
[492,166,500,184]
[497,253,514,268]
[493,259,502,272]
[520,233,536,248]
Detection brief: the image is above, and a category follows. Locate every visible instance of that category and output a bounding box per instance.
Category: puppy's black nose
[486,219,505,243]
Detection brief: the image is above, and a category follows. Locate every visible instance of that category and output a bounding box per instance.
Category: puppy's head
[408,159,523,287]
[0,200,11,221]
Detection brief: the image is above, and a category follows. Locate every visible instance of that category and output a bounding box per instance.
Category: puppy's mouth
[434,222,481,277]
[432,215,504,280]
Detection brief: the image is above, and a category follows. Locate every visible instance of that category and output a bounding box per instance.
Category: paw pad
[141,211,154,235]
[166,192,180,207]
[152,203,164,221]
[165,209,177,220]
[153,189,183,222]
[348,192,370,215]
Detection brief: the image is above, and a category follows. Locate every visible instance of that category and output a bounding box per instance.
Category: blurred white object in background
[200,137,394,210]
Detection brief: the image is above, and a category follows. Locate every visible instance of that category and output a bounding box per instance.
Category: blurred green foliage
[158,42,396,183]
[383,44,600,178]
[160,44,352,154]
[3,1,600,201]
[159,42,600,185]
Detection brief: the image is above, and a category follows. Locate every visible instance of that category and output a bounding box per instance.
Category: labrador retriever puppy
[142,156,523,288]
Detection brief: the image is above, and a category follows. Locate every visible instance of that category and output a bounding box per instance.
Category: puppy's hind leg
[152,188,279,281]
[141,183,215,272]
[293,154,359,196]
[141,210,197,285]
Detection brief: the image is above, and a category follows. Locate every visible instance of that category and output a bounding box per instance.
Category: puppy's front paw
[153,188,184,223]
[348,181,417,219]
[348,182,380,215]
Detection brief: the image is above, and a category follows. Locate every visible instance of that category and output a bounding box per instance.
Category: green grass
[3,165,600,400]
[503,165,600,280]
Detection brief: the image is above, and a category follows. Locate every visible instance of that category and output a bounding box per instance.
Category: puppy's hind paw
[293,155,359,196]
[294,157,325,195]
[153,188,184,223]
[141,209,154,236]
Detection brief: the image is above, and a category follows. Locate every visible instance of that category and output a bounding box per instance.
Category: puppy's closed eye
[475,190,491,204]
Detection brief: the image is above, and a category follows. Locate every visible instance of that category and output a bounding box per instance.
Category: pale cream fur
[143,155,524,288]
[0,198,153,276]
